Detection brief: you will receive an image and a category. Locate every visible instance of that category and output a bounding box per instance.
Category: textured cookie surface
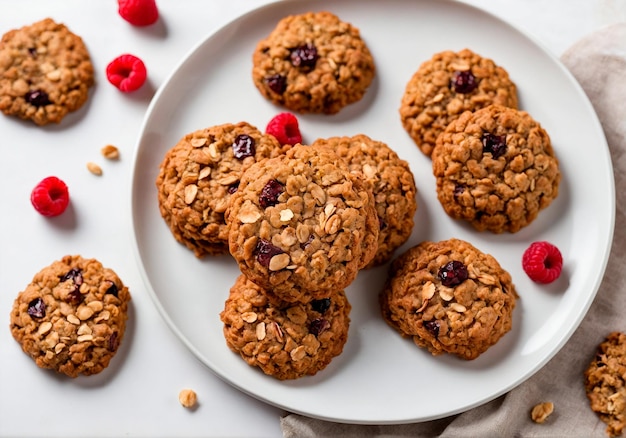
[156,122,287,257]
[252,11,375,114]
[220,274,350,380]
[10,255,131,377]
[400,48,518,156]
[312,134,417,267]
[0,18,94,125]
[432,104,560,233]
[380,238,517,360]
[584,332,626,438]
[227,144,378,302]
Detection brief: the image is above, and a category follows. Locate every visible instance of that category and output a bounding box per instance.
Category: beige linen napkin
[281,23,626,438]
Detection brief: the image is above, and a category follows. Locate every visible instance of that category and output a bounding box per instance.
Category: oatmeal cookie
[227,144,378,302]
[252,11,375,114]
[380,238,517,360]
[400,48,518,157]
[156,122,288,257]
[312,134,417,267]
[584,332,626,437]
[9,255,131,378]
[220,274,350,380]
[432,104,560,233]
[0,18,94,125]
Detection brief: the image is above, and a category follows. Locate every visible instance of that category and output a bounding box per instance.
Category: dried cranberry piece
[105,281,119,297]
[227,183,239,194]
[290,43,318,69]
[424,320,440,337]
[255,239,284,267]
[311,298,331,314]
[453,184,465,197]
[438,261,468,287]
[309,318,330,336]
[66,289,83,305]
[61,269,84,304]
[265,74,287,94]
[259,179,284,208]
[27,297,46,318]
[108,331,119,352]
[61,268,83,286]
[451,70,478,94]
[482,133,507,159]
[232,134,256,160]
[24,89,51,107]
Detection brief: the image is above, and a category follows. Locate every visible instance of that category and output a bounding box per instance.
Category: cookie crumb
[178,389,197,408]
[531,401,554,424]
[101,145,120,160]
[87,162,103,176]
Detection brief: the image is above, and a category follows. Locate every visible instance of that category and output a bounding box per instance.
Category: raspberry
[265,113,302,146]
[30,176,70,217]
[118,0,159,26]
[106,54,147,92]
[522,241,563,284]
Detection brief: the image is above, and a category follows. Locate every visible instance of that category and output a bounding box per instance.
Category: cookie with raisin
[399,48,518,157]
[227,144,378,302]
[0,18,94,125]
[9,255,131,377]
[252,11,375,114]
[312,134,418,267]
[156,122,288,257]
[432,104,560,233]
[380,238,517,360]
[584,332,626,438]
[220,274,350,380]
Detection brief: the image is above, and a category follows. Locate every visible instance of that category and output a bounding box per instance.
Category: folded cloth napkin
[281,23,626,438]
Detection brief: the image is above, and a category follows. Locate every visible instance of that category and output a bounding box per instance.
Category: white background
[0,1,623,437]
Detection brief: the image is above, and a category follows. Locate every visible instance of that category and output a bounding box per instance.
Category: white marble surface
[0,1,623,437]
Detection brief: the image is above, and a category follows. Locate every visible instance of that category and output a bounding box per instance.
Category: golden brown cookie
[227,144,378,302]
[0,18,94,125]
[584,332,626,437]
[9,255,131,377]
[399,48,518,157]
[380,238,517,360]
[312,134,418,267]
[156,122,288,257]
[220,274,350,380]
[432,104,561,233]
[252,11,375,114]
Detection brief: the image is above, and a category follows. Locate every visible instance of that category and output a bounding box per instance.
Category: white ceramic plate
[130,0,614,424]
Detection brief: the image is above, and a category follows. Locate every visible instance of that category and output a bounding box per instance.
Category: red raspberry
[522,241,563,284]
[265,113,303,146]
[30,176,70,217]
[106,54,147,93]
[118,0,159,26]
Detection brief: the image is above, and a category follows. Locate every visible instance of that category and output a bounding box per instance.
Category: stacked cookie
[155,121,289,257]
[400,48,561,234]
[311,135,418,268]
[222,144,378,379]
[156,123,419,378]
